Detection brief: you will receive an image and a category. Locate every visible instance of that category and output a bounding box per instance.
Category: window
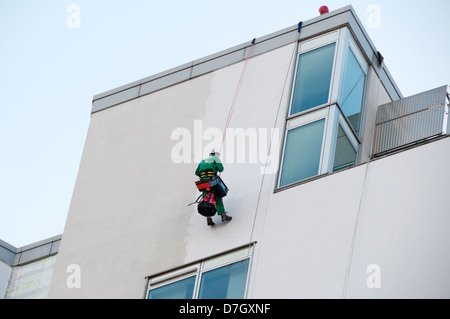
[340,48,366,135]
[146,246,252,299]
[198,259,249,299]
[333,122,358,172]
[332,35,368,172]
[280,118,326,187]
[291,43,336,115]
[147,276,196,300]
[278,28,368,188]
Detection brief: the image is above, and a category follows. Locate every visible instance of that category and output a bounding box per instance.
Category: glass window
[146,247,253,299]
[340,48,366,134]
[280,119,325,187]
[198,259,249,299]
[333,124,357,172]
[291,43,336,115]
[278,28,367,190]
[147,276,196,299]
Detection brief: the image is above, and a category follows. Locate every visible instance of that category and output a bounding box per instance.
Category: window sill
[274,173,330,193]
[274,162,365,193]
[286,102,337,121]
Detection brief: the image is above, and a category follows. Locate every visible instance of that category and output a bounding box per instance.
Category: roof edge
[0,235,62,267]
[91,5,402,114]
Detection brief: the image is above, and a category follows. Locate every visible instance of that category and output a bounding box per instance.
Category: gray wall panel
[16,244,52,266]
[92,86,140,113]
[191,49,245,78]
[0,241,16,266]
[139,68,192,96]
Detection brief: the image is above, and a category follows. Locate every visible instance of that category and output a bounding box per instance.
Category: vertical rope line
[240,42,298,298]
[248,43,298,247]
[214,38,255,299]
[341,79,381,299]
[220,41,255,154]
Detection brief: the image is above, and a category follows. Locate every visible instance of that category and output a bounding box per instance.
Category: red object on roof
[319,6,329,15]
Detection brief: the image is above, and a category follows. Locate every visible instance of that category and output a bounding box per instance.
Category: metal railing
[373,85,449,156]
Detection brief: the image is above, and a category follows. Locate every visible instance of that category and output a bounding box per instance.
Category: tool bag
[209,177,228,199]
[195,177,228,199]
[193,176,228,217]
[197,192,217,217]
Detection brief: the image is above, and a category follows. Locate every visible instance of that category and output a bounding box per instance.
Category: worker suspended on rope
[195,149,232,227]
[192,40,257,227]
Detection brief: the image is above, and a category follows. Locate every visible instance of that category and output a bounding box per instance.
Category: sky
[0,0,449,247]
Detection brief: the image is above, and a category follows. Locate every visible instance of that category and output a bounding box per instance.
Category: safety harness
[199,170,216,180]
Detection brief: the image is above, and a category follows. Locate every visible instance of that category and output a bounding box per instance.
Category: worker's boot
[221,213,232,222]
[207,217,215,227]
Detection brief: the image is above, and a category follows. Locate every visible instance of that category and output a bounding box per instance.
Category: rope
[239,24,303,298]
[187,193,203,207]
[341,79,381,299]
[240,41,299,298]
[219,39,256,154]
[216,28,301,297]
[248,43,298,245]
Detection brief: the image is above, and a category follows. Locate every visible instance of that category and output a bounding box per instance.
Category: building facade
[47,6,450,299]
[1,236,61,299]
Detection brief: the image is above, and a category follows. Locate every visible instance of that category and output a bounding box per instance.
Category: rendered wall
[48,43,297,299]
[345,137,450,299]
[48,22,450,298]
[248,137,450,299]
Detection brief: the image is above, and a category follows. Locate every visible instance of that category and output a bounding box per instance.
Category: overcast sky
[0,0,449,247]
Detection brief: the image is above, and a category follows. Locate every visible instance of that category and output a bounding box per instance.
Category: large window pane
[198,259,249,299]
[333,124,357,172]
[148,276,196,299]
[340,49,366,134]
[291,43,336,115]
[280,119,325,187]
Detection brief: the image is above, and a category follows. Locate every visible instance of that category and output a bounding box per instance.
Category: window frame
[147,273,198,300]
[329,110,360,173]
[277,27,369,190]
[197,258,251,299]
[279,107,330,188]
[146,246,254,299]
[337,31,369,137]
[287,30,340,118]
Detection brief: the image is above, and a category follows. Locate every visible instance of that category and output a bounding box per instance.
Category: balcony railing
[373,85,449,156]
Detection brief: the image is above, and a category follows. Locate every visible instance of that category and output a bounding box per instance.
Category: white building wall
[49,43,297,299]
[249,164,368,299]
[345,137,450,299]
[248,137,450,299]
[184,43,297,263]
[48,25,450,299]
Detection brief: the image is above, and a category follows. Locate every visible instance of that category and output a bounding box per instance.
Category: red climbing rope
[219,39,256,154]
